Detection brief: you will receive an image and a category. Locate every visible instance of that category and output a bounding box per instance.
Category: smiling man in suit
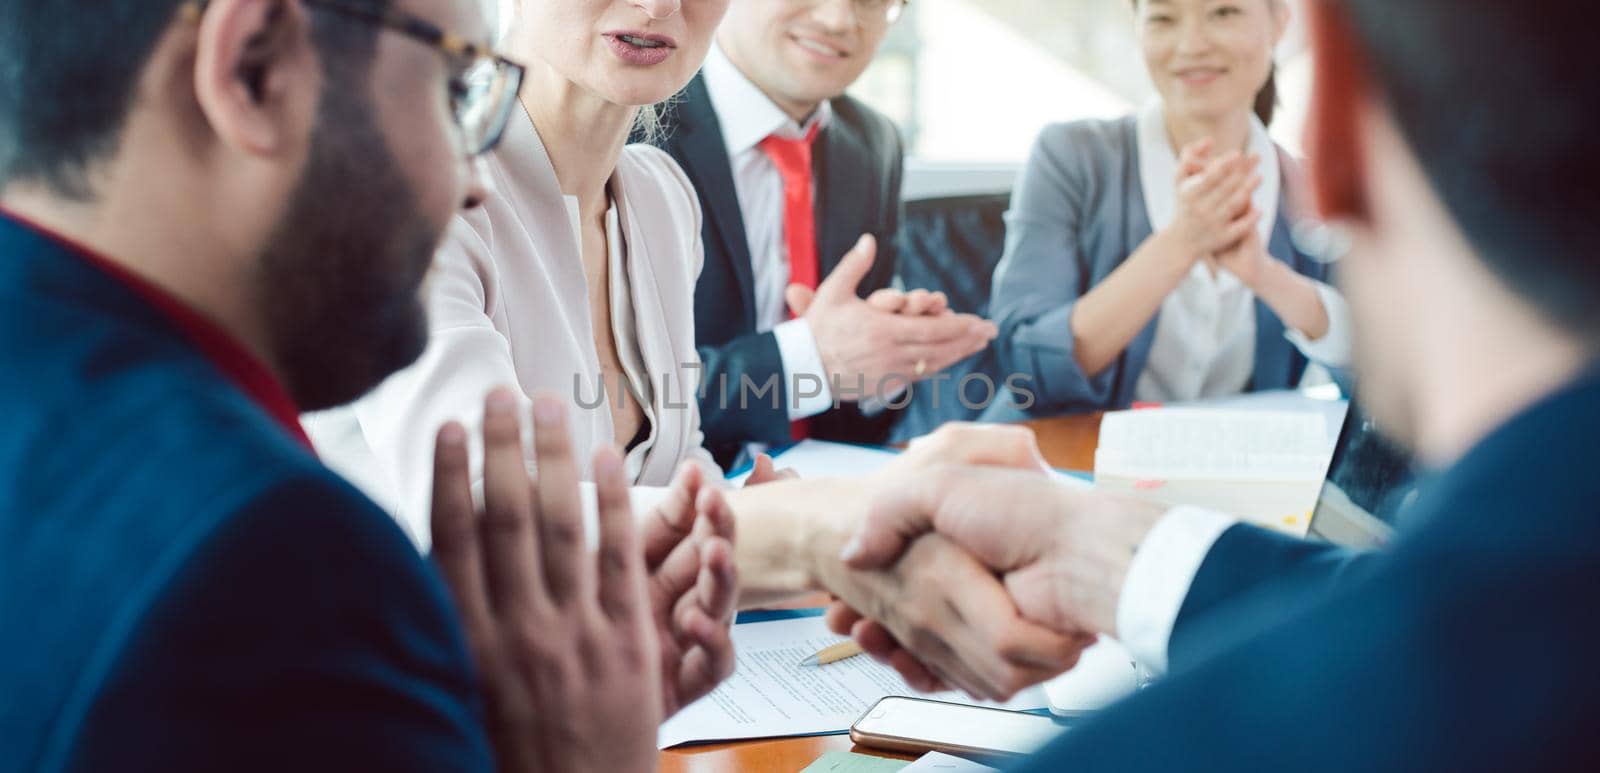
[652,0,997,467]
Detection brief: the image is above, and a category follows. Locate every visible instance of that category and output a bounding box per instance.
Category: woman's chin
[1167,96,1246,124]
[599,71,697,109]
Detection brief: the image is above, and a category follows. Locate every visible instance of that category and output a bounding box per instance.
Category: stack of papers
[1094,408,1338,536]
[657,615,1048,749]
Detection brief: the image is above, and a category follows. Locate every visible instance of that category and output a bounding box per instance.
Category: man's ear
[1304,0,1372,222]
[191,0,318,157]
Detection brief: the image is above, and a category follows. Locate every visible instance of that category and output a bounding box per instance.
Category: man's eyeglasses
[788,0,910,27]
[183,0,525,157]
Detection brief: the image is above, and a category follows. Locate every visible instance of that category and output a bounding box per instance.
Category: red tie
[760,125,822,440]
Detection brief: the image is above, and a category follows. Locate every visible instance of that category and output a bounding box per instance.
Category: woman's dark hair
[1130,0,1278,126]
[1253,66,1277,126]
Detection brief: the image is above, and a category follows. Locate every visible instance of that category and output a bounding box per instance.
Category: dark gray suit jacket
[649,75,905,466]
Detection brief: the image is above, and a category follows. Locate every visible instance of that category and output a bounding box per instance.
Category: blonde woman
[309,0,742,544]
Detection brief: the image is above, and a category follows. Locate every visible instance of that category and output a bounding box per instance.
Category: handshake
[429,391,1164,771]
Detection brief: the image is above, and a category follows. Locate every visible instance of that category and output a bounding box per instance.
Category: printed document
[658,616,1048,748]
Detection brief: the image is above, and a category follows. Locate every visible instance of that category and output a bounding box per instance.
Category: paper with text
[657,616,1048,749]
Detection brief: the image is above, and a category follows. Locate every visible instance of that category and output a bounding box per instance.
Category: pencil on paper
[799,640,865,667]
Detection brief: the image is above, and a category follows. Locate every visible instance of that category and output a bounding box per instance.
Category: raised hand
[430,391,661,773]
[785,234,997,400]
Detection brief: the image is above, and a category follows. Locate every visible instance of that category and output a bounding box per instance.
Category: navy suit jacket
[650,76,905,466]
[0,216,493,771]
[1016,367,1600,771]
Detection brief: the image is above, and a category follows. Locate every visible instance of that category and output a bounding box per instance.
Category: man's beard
[258,83,443,412]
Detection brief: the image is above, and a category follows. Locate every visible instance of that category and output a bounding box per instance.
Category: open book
[1094,409,1338,536]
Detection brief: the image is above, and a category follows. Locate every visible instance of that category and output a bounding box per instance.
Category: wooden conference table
[659,413,1106,773]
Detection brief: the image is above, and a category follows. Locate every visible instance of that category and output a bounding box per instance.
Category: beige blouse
[305,107,722,547]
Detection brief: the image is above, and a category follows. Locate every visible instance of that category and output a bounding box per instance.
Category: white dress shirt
[700,43,837,420]
[1115,506,1240,674]
[303,106,721,549]
[1133,101,1352,405]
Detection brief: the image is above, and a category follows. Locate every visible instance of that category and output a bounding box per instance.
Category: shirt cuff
[1115,506,1238,675]
[774,318,834,420]
[1285,281,1354,369]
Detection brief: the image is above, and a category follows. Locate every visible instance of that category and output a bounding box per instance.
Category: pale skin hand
[744,453,799,486]
[813,530,1091,701]
[712,424,1089,700]
[1069,140,1263,377]
[786,234,997,400]
[865,287,951,317]
[637,462,740,718]
[1215,229,1333,341]
[431,391,707,772]
[831,467,1167,694]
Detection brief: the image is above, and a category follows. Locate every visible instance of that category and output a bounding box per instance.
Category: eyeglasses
[788,0,910,27]
[183,0,525,157]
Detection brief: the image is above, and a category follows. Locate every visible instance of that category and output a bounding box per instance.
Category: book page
[1095,409,1332,482]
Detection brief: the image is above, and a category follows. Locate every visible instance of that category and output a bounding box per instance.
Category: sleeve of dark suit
[1012,535,1599,773]
[1166,523,1381,673]
[696,331,794,452]
[68,475,494,772]
[866,122,906,297]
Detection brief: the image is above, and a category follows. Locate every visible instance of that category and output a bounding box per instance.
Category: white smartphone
[849,697,1068,760]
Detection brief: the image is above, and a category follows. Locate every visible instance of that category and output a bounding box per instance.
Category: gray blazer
[987,116,1328,418]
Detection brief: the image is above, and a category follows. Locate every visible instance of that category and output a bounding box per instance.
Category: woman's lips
[604,32,678,67]
[1176,68,1226,87]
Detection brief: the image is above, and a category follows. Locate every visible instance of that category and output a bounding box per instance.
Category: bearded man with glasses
[0,1,736,770]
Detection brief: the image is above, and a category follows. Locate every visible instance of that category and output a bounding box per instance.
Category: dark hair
[1341,0,1600,339]
[1253,66,1277,126]
[1129,0,1278,126]
[0,1,387,199]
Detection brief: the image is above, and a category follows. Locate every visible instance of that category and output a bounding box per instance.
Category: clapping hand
[1172,138,1264,266]
[638,462,739,718]
[786,235,996,399]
